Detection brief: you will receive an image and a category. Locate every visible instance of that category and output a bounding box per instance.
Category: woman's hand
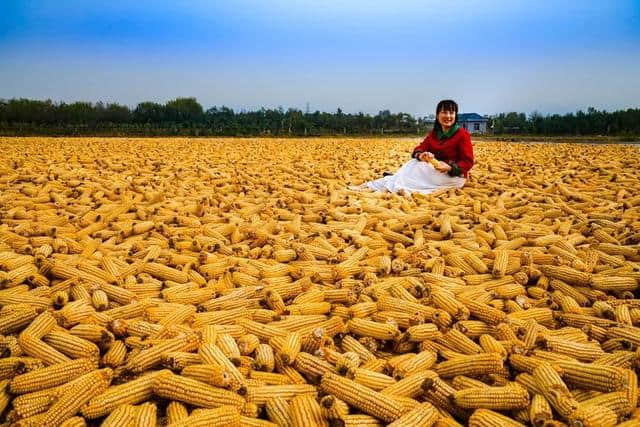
[418,152,434,162]
[434,161,452,173]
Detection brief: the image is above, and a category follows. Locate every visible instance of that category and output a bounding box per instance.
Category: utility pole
[305,102,310,115]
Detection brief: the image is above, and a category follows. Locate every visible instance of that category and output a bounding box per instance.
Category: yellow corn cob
[162,351,202,370]
[541,265,592,286]
[340,414,384,426]
[166,401,189,424]
[237,334,261,355]
[458,296,507,325]
[532,362,579,417]
[468,408,525,426]
[607,326,640,346]
[386,401,438,427]
[239,416,278,427]
[142,262,189,283]
[55,300,95,328]
[10,358,95,394]
[166,405,241,427]
[254,343,275,372]
[245,384,316,404]
[235,318,287,341]
[51,289,69,308]
[348,367,395,391]
[320,372,403,422]
[249,371,293,385]
[289,394,328,427]
[431,288,470,320]
[90,289,109,311]
[265,397,293,427]
[17,333,70,366]
[552,360,628,392]
[347,318,399,340]
[625,369,638,410]
[181,364,230,388]
[492,250,509,278]
[614,304,633,325]
[42,330,100,361]
[0,379,10,414]
[193,308,249,328]
[435,353,503,378]
[404,323,442,342]
[590,275,638,292]
[82,370,171,418]
[59,416,86,427]
[453,385,530,410]
[381,370,438,398]
[438,329,482,355]
[125,335,195,373]
[293,351,337,380]
[20,311,57,339]
[580,391,632,419]
[133,401,157,427]
[68,323,114,349]
[276,332,302,365]
[217,333,242,362]
[198,343,246,389]
[41,368,112,426]
[478,334,508,360]
[153,372,245,408]
[543,337,604,362]
[568,404,617,427]
[319,394,350,423]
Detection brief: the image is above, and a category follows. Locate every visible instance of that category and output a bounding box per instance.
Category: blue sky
[1,1,639,116]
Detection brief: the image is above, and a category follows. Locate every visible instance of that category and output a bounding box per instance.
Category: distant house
[458,113,488,134]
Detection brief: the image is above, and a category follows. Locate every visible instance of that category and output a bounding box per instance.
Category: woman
[356,100,474,195]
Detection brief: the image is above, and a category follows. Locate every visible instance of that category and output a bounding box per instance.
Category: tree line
[492,109,640,136]
[0,97,638,137]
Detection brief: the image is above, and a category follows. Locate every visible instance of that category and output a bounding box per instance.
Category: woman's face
[437,109,456,129]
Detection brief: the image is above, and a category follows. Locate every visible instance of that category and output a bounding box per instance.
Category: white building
[458,113,488,134]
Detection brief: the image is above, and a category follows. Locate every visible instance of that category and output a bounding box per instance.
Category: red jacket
[411,128,474,177]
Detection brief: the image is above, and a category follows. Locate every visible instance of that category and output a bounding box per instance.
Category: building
[457,113,488,134]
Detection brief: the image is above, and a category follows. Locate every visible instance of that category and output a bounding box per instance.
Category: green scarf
[436,123,460,140]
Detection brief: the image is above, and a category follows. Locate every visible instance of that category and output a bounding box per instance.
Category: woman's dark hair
[433,99,459,133]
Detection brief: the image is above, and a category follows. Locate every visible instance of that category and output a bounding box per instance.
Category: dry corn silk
[0,136,640,426]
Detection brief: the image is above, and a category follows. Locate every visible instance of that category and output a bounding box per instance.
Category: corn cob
[289,394,328,427]
[468,408,525,426]
[453,385,530,410]
[153,371,245,408]
[10,358,95,394]
[181,364,230,388]
[568,404,617,427]
[320,372,403,422]
[41,368,112,426]
[435,353,503,378]
[552,360,628,392]
[246,384,316,404]
[580,391,632,419]
[42,330,100,360]
[82,370,170,418]
[347,318,399,340]
[385,401,438,427]
[265,397,293,427]
[532,362,579,417]
[166,401,189,423]
[166,405,241,427]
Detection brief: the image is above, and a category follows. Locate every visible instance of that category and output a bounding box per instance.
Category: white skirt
[365,159,466,195]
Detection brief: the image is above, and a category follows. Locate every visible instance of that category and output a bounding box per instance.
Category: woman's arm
[448,132,474,176]
[411,134,432,159]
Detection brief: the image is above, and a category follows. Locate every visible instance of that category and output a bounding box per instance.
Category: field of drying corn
[0,136,640,427]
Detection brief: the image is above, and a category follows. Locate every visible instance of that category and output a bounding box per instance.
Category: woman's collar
[437,123,460,140]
